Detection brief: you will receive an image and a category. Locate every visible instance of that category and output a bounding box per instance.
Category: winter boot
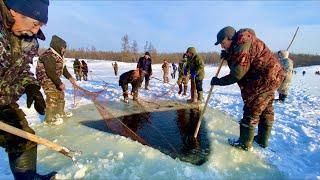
[228,124,255,151]
[145,82,149,90]
[183,85,187,96]
[57,100,72,119]
[279,94,287,102]
[8,146,57,180]
[178,84,183,95]
[187,81,197,103]
[197,91,204,103]
[254,121,273,148]
[123,92,129,103]
[132,92,139,101]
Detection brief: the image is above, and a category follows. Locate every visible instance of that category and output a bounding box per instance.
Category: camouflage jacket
[279,57,293,77]
[186,54,205,80]
[220,28,284,103]
[178,58,189,77]
[36,47,71,87]
[0,5,39,106]
[73,59,82,73]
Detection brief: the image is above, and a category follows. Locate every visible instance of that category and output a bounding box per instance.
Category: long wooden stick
[194,59,224,138]
[0,121,73,160]
[286,27,299,51]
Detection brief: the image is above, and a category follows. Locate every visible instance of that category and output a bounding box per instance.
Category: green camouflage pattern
[177,57,189,86]
[0,22,39,106]
[0,104,37,153]
[187,54,205,81]
[43,81,65,118]
[73,59,82,79]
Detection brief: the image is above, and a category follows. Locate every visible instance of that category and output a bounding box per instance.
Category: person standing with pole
[209,26,284,150]
[0,0,57,178]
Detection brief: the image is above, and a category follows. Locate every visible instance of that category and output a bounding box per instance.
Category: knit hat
[145,51,151,56]
[5,0,49,24]
[186,47,196,55]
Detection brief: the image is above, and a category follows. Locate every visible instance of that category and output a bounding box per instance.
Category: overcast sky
[40,1,320,54]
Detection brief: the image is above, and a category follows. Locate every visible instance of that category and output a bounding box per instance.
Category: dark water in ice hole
[81,108,211,165]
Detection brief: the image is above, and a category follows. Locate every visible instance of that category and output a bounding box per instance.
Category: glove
[184,68,188,76]
[210,77,221,86]
[25,84,46,115]
[191,72,197,79]
[220,50,229,60]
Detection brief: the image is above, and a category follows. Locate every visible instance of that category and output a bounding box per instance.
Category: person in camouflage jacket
[119,68,144,103]
[0,0,57,179]
[186,47,205,103]
[73,58,82,81]
[81,60,88,81]
[277,50,293,102]
[211,26,285,150]
[36,35,76,125]
[112,61,118,76]
[162,59,171,83]
[177,53,190,95]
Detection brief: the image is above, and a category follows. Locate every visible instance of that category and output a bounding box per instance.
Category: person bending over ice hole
[211,26,284,151]
[119,69,144,103]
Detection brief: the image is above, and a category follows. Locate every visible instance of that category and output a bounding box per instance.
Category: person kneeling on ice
[36,35,77,125]
[211,26,284,150]
[119,68,144,103]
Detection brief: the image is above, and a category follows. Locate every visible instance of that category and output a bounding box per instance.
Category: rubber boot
[44,107,56,124]
[178,84,183,94]
[9,146,57,180]
[254,122,273,148]
[145,81,149,90]
[197,91,203,103]
[183,85,187,96]
[228,124,255,151]
[132,92,139,101]
[123,92,129,103]
[187,80,197,103]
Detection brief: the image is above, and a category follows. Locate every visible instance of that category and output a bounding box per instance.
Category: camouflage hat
[214,26,236,45]
[186,47,196,55]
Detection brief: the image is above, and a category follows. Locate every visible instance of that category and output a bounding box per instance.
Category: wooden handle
[194,59,224,138]
[0,121,70,155]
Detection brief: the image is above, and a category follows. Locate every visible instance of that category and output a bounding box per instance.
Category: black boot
[254,121,273,148]
[228,124,255,151]
[9,146,57,180]
[183,85,187,96]
[178,84,182,94]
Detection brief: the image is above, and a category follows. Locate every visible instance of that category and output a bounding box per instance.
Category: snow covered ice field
[0,59,319,179]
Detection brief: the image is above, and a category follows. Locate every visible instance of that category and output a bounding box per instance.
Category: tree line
[38,33,320,67]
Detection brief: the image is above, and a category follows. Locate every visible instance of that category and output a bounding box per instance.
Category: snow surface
[0,58,319,179]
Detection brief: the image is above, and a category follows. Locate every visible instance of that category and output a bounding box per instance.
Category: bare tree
[144,41,148,52]
[121,34,130,61]
[131,40,139,62]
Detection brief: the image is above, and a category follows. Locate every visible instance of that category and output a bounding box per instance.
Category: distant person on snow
[302,70,306,76]
[36,35,77,125]
[162,59,171,83]
[177,53,190,95]
[112,61,118,76]
[119,69,144,103]
[81,60,88,81]
[211,26,284,150]
[73,58,82,81]
[276,50,293,102]
[137,52,153,90]
[171,62,177,79]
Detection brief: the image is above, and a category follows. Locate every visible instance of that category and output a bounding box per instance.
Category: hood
[50,35,66,56]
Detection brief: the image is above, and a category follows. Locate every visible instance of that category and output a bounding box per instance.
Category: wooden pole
[0,121,73,160]
[287,27,299,51]
[194,59,224,138]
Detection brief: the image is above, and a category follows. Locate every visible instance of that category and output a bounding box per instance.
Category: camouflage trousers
[0,103,37,153]
[43,81,65,121]
[163,71,170,83]
[240,92,275,128]
[177,75,189,86]
[74,70,82,81]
